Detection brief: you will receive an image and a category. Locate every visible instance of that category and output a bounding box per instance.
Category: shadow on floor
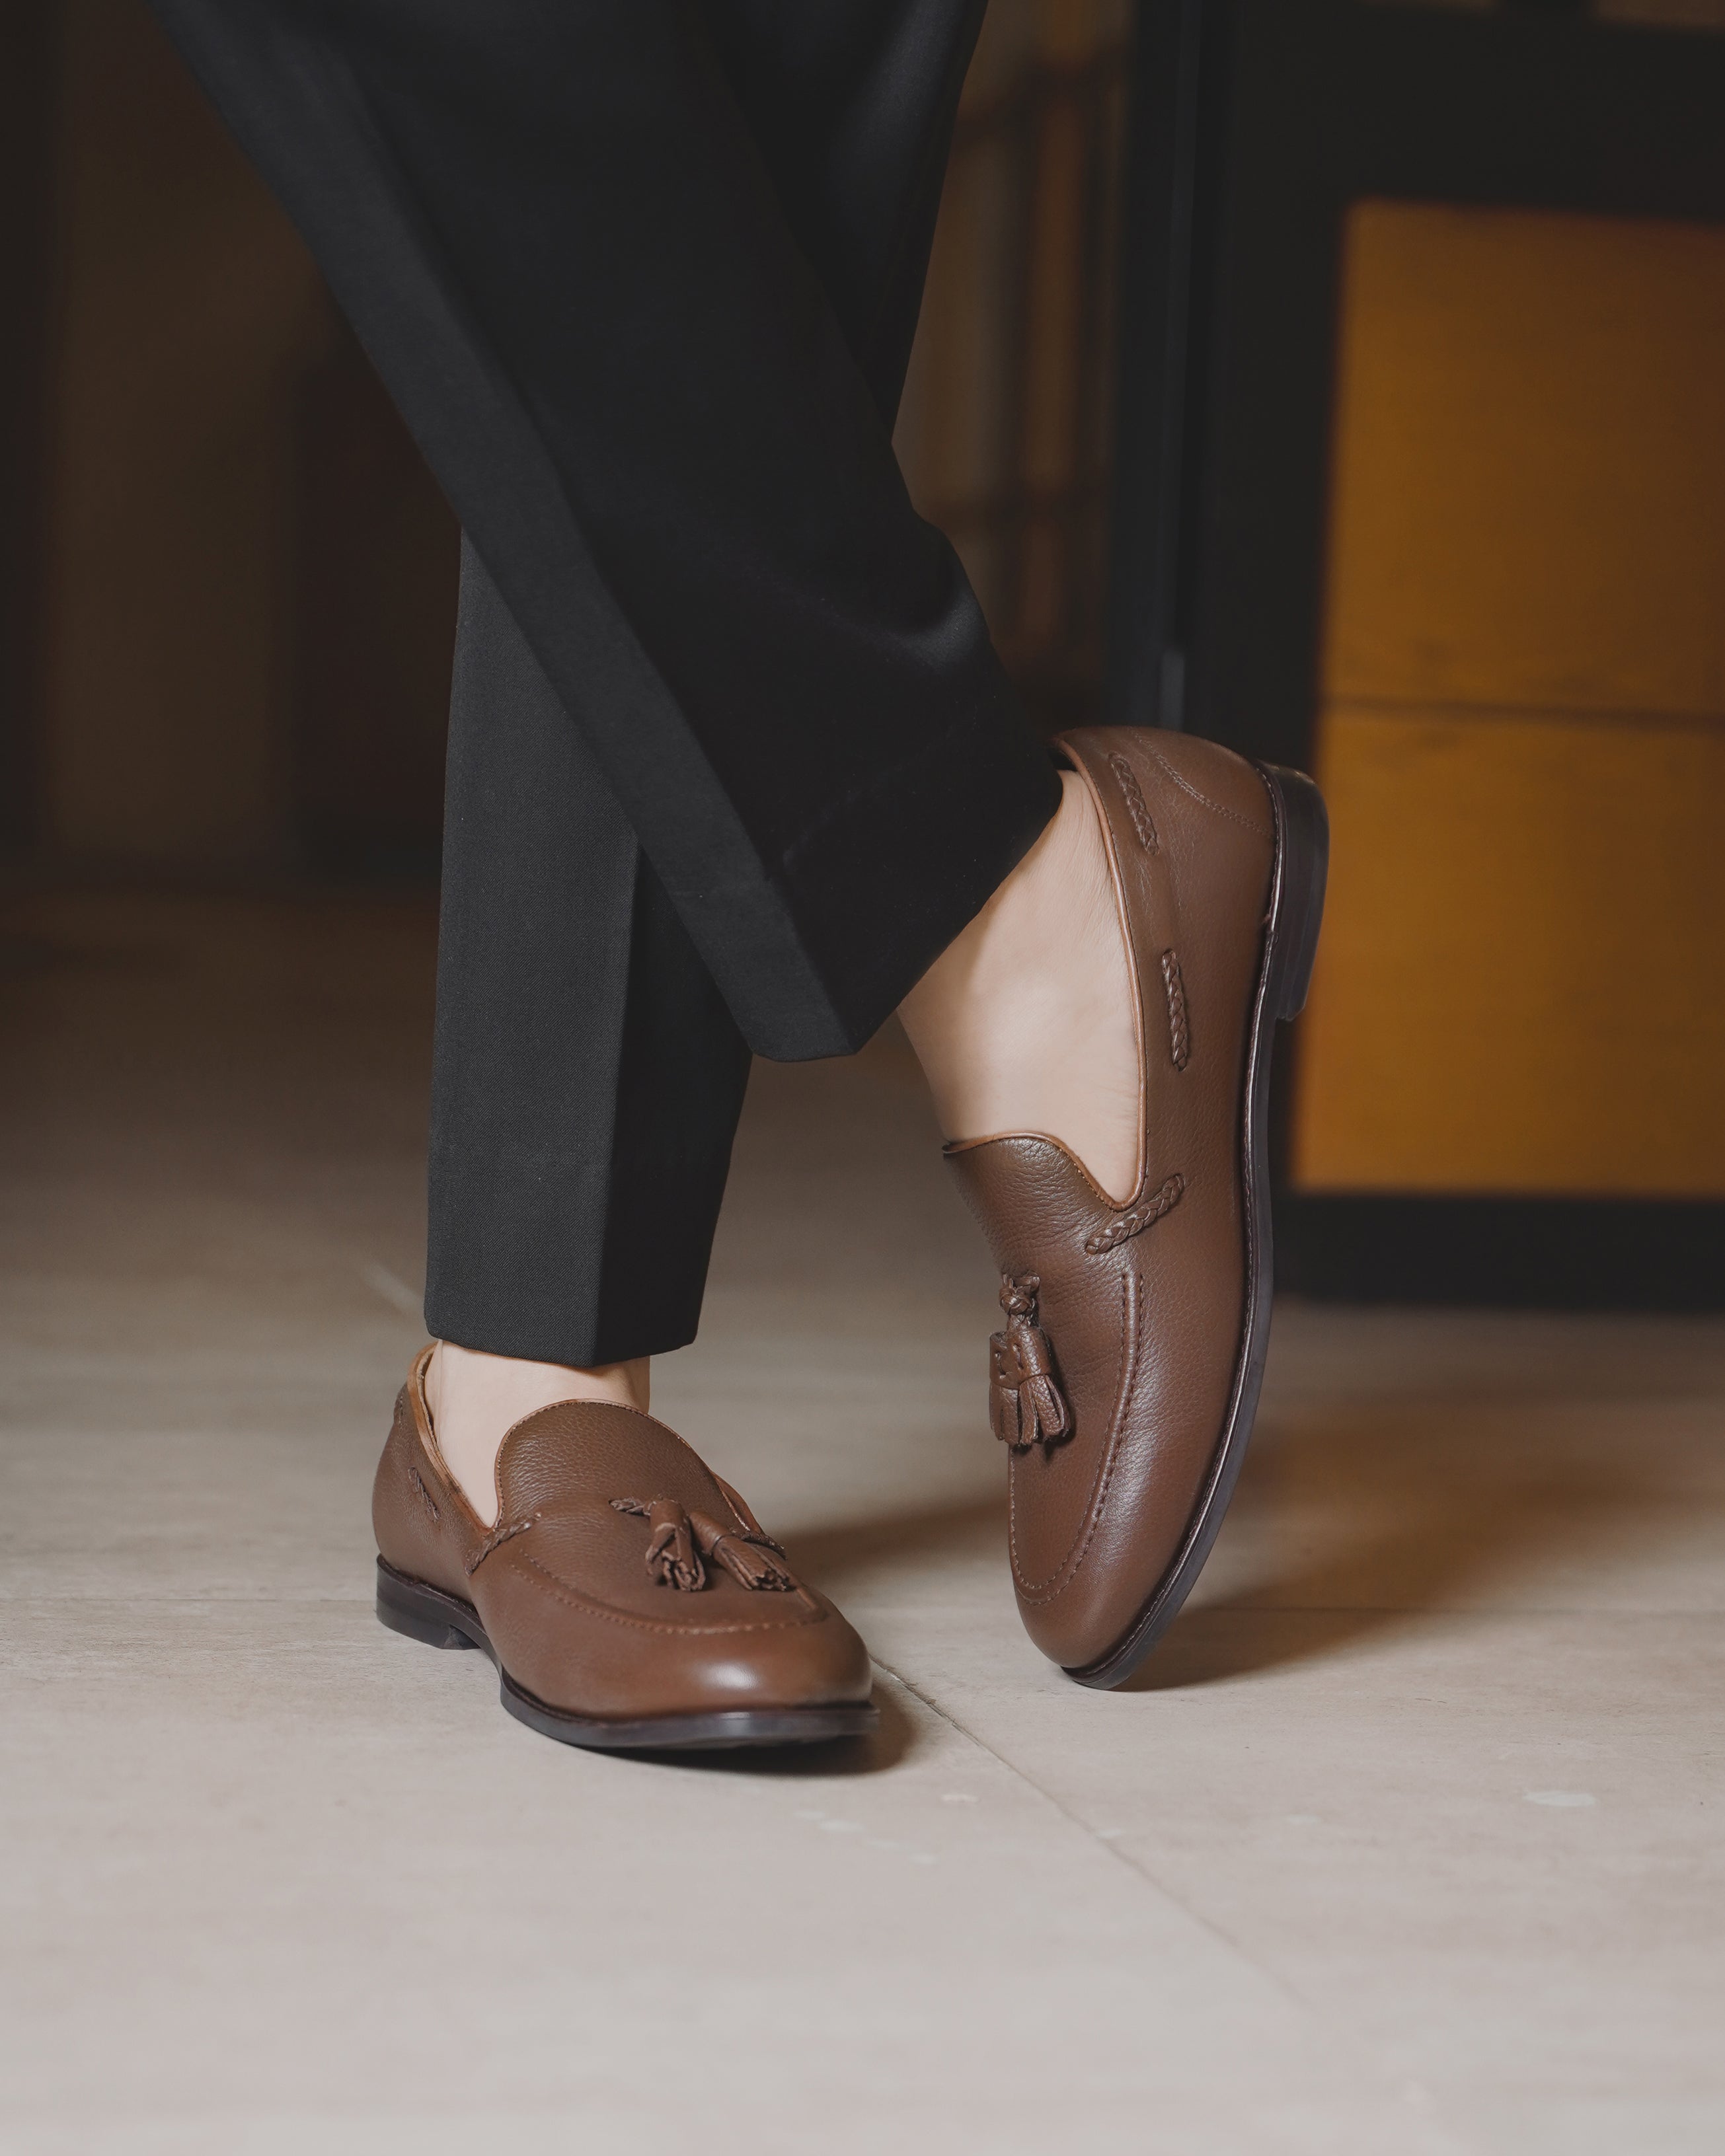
[1123,1397,1691,1691]
[786,1491,1005,1587]
[773,1395,1705,1697]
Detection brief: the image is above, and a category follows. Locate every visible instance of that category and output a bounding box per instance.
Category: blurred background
[7,15,1725,2136]
[4,0,1724,1305]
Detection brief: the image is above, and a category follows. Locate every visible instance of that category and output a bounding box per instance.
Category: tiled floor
[3,889,1722,2155]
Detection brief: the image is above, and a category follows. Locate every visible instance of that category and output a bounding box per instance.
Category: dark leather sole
[1065,761,1330,1691]
[375,1558,880,1751]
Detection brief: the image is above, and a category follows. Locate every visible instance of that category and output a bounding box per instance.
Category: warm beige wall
[42,0,335,870]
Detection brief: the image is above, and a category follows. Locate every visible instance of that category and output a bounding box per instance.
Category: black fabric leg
[147,0,1061,1061]
[696,1,986,431]
[413,3,1022,1362]
[424,539,751,1365]
[149,0,1063,1362]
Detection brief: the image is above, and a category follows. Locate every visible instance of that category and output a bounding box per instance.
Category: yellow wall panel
[1293,709,1725,1195]
[1297,204,1725,1195]
[1324,204,1725,720]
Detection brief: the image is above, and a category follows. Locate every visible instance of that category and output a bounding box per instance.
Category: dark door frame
[0,0,59,858]
[1106,0,1725,1308]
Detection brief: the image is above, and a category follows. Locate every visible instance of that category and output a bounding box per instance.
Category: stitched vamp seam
[1008,1268,1143,1604]
[494,1549,826,1636]
[1145,745,1272,837]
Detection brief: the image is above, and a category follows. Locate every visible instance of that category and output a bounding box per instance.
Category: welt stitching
[465,1512,537,1575]
[1083,1173,1184,1255]
[1147,747,1270,834]
[510,1551,820,1637]
[1161,949,1190,1070]
[1059,1270,1145,1591]
[1009,1269,1139,1599]
[1106,752,1159,852]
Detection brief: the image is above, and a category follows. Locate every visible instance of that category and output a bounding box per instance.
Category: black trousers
[151,0,1061,1361]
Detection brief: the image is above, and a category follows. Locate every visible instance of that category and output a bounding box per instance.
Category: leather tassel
[988,1275,1070,1449]
[690,1509,795,1591]
[611,1496,705,1590]
[713,1476,783,1553]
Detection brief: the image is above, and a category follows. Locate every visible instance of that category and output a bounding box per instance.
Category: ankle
[899,768,1141,1201]
[425,1341,650,1524]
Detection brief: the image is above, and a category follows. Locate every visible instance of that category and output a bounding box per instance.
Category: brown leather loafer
[372,1347,877,1749]
[945,727,1327,1690]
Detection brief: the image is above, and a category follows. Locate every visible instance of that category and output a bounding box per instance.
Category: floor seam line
[870,1654,1307,2003]
[872,1660,1488,2153]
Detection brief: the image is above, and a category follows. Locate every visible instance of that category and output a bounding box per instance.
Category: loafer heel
[1258,761,1330,1021]
[375,1558,484,1651]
